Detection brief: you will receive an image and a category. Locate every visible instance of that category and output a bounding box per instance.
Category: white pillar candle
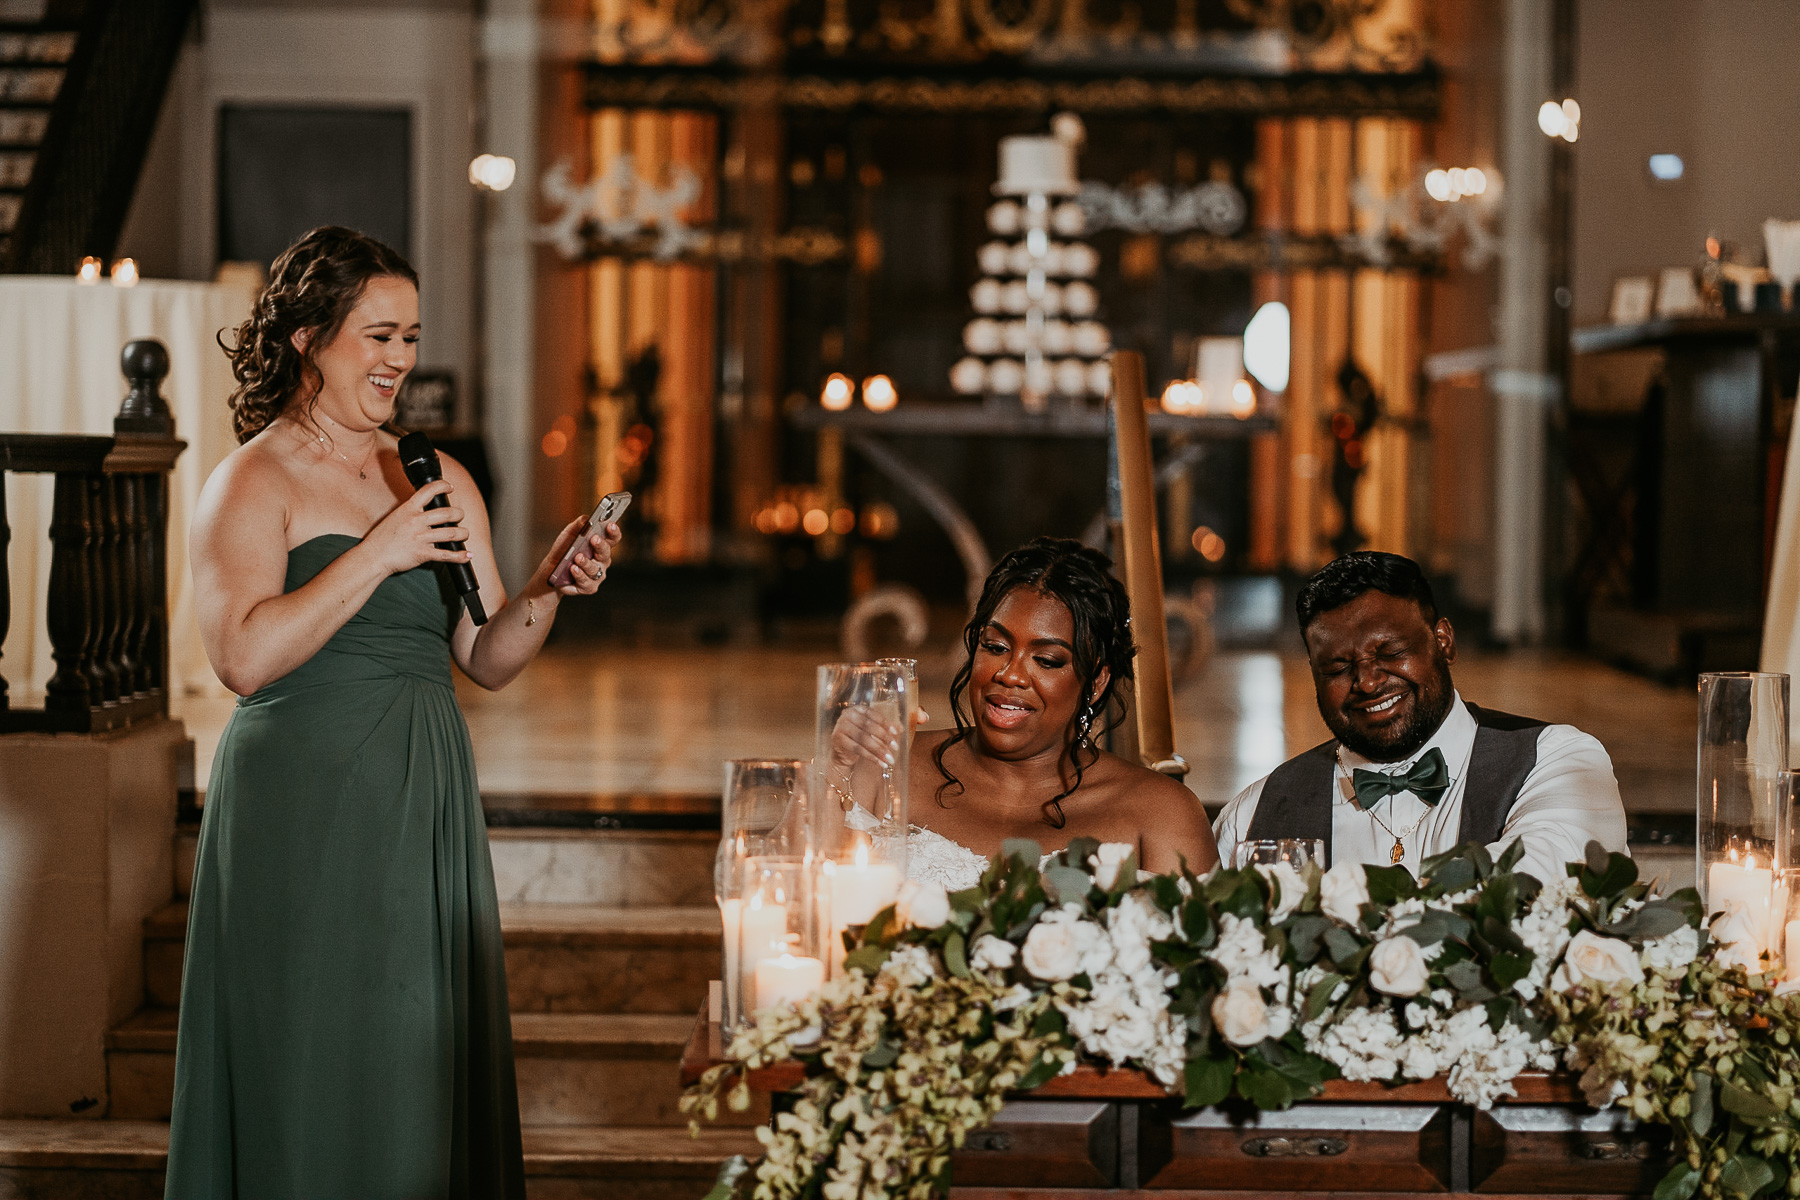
[833,843,900,927]
[719,898,743,1018]
[739,895,790,972]
[1786,919,1800,980]
[755,953,825,1010]
[1709,854,1774,961]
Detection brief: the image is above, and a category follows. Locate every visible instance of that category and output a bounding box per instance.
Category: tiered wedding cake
[950,130,1112,408]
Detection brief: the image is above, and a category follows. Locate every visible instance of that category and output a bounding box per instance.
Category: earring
[1076,705,1095,749]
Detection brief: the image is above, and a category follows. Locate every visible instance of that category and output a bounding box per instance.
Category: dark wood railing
[0,339,185,734]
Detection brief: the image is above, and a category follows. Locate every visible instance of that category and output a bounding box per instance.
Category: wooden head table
[681,1001,1663,1199]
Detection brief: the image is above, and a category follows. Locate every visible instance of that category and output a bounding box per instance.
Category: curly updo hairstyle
[934,536,1137,828]
[220,226,418,444]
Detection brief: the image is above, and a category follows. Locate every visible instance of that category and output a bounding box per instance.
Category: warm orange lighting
[821,373,854,411]
[830,507,856,535]
[110,257,138,287]
[553,414,576,439]
[1192,526,1226,562]
[1230,379,1257,418]
[862,374,897,412]
[542,429,569,457]
[755,507,779,534]
[77,256,101,284]
[774,502,800,533]
[802,508,830,536]
[860,502,899,539]
[1161,381,1202,414]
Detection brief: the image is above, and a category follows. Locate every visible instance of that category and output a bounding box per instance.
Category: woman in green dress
[167,227,617,1198]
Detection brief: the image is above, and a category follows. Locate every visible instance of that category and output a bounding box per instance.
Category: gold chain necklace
[1336,755,1431,864]
[307,417,377,481]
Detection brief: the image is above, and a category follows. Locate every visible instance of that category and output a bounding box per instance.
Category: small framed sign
[1609,276,1655,325]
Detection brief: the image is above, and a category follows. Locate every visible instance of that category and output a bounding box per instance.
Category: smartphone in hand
[549,491,631,589]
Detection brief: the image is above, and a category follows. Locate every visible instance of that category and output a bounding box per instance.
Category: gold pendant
[1390,839,1405,864]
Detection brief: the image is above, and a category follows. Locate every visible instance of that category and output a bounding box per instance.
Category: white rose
[1022,919,1084,981]
[1368,936,1431,997]
[1320,862,1371,926]
[970,934,1017,972]
[895,879,950,930]
[1211,980,1274,1046]
[1256,862,1306,922]
[1554,930,1646,992]
[1090,842,1135,890]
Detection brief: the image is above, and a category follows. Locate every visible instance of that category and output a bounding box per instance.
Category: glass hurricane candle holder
[717,759,809,1026]
[1698,671,1790,972]
[1233,838,1327,871]
[735,856,825,1026]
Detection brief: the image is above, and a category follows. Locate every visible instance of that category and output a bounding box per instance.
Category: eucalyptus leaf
[1184,1053,1234,1108]
[1303,972,1345,1022]
[1044,865,1096,906]
[1147,874,1182,912]
[1720,1153,1775,1199]
[1062,836,1101,868]
[1322,926,1363,966]
[1363,864,1417,905]
[1652,1163,1701,1200]
[1489,950,1533,991]
[944,931,970,979]
[1001,838,1044,866]
[1495,838,1526,873]
[1603,901,1688,941]
[1287,914,1330,962]
[1429,858,1477,896]
[1720,1081,1781,1124]
[1016,1052,1062,1091]
[843,945,891,975]
[1237,1065,1293,1111]
[1585,840,1611,876]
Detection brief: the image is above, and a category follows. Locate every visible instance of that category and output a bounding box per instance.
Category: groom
[1213,552,1628,882]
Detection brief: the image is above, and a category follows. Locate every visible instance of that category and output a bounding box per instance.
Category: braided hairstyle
[220,226,418,444]
[933,536,1137,828]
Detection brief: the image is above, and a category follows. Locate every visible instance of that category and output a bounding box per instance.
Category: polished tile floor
[173,643,1698,816]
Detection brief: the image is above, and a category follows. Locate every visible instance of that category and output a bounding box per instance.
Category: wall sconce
[469,153,517,192]
[77,255,102,284]
[1538,99,1580,142]
[820,372,854,411]
[110,258,139,287]
[861,374,897,412]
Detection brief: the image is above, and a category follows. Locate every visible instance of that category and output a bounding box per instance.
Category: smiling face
[292,274,419,431]
[969,588,1108,760]
[1304,590,1456,762]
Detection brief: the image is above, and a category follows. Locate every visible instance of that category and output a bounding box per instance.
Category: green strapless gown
[165,535,525,1199]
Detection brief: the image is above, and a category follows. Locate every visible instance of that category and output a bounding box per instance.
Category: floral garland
[684,839,1800,1200]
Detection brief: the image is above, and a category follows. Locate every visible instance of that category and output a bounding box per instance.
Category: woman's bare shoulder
[195,428,296,529]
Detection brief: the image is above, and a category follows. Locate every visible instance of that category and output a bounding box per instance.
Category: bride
[833,537,1218,890]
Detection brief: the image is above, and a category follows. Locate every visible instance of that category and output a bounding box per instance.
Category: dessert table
[679,1000,1663,1198]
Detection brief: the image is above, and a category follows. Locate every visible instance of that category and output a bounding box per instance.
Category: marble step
[105,1010,765,1128]
[143,903,721,1015]
[0,1119,761,1200]
[173,826,717,907]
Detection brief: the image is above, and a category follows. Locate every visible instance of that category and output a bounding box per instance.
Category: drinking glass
[734,856,824,1026]
[717,759,809,1025]
[814,662,911,874]
[1233,838,1327,870]
[1698,671,1789,971]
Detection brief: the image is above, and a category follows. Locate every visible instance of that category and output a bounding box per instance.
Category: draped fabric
[165,536,525,1199]
[0,275,256,700]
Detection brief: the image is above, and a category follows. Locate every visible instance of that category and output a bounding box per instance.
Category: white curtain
[0,276,256,703]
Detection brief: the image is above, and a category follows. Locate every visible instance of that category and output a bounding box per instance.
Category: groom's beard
[1318,659,1455,763]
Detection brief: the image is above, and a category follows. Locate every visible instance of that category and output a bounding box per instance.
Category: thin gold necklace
[1336,755,1430,865]
[308,416,377,481]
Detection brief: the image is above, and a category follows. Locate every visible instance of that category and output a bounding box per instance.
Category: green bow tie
[1351,747,1451,810]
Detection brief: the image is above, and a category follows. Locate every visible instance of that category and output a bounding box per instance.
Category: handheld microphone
[397,431,488,626]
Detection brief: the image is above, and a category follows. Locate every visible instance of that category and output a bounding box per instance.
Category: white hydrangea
[1511,874,1581,1001]
[1057,894,1187,1085]
[1641,925,1699,974]
[881,945,937,988]
[1306,1005,1403,1081]
[1209,913,1289,992]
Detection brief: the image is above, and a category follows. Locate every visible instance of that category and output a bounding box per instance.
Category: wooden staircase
[0,0,195,273]
[0,817,758,1199]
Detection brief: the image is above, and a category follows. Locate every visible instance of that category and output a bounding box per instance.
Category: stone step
[173,826,716,907]
[105,1010,764,1128]
[0,1120,761,1200]
[143,903,721,1015]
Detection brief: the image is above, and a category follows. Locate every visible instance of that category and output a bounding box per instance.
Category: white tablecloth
[0,276,257,702]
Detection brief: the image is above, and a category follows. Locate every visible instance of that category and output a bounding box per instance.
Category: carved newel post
[114,339,174,436]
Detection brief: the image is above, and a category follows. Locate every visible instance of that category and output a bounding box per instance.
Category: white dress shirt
[1213,692,1629,882]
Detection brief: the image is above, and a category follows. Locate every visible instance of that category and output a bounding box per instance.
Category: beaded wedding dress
[905,826,994,891]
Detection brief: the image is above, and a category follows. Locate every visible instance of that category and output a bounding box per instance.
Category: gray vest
[1244,704,1547,859]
